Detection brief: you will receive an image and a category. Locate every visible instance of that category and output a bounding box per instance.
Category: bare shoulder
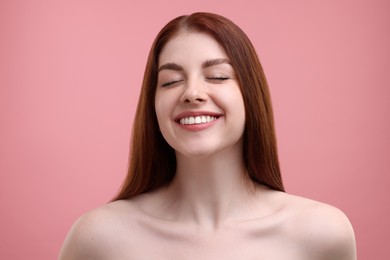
[58,200,139,260]
[282,193,357,260]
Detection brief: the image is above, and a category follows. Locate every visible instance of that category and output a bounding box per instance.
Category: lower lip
[176,117,221,131]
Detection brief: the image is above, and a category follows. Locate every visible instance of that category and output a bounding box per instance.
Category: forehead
[158,31,228,66]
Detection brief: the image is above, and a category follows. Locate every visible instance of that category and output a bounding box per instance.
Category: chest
[110,225,306,260]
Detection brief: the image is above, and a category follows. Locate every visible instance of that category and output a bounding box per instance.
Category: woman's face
[155,31,246,158]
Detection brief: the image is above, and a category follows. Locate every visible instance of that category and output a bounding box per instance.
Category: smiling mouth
[178,115,219,125]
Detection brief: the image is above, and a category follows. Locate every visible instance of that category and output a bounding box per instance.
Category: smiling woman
[59,12,357,259]
[155,32,246,158]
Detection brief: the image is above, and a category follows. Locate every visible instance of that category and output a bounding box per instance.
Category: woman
[59,12,356,259]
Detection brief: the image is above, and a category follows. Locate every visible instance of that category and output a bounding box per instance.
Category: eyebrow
[202,58,231,69]
[157,63,183,72]
[157,58,231,72]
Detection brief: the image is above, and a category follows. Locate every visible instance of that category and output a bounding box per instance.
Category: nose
[180,78,207,104]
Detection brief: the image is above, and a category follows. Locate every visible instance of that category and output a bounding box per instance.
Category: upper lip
[174,111,223,122]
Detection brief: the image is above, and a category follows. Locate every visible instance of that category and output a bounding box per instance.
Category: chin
[176,148,216,159]
[175,143,241,160]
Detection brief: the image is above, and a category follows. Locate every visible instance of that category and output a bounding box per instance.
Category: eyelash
[161,80,183,87]
[161,77,230,87]
[207,77,230,81]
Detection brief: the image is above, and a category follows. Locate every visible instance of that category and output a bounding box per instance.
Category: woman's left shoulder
[281,193,357,259]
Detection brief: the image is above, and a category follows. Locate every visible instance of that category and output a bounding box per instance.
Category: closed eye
[161,79,183,87]
[206,77,230,82]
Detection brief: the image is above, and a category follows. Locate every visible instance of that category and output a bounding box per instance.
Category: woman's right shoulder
[58,199,142,260]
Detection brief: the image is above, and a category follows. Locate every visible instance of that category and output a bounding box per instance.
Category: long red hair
[114,12,284,200]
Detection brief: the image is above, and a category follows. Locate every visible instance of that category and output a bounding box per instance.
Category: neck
[165,146,257,229]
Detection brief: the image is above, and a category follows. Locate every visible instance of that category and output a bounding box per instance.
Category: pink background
[1,0,389,259]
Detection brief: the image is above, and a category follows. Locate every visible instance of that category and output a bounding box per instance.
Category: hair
[113,12,284,200]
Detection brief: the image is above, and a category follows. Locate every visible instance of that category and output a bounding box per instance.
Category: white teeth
[179,115,218,125]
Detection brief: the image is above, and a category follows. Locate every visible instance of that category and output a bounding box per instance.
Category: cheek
[233,88,246,116]
[154,96,174,145]
[230,88,246,128]
[154,94,164,125]
[155,93,172,128]
[225,88,246,116]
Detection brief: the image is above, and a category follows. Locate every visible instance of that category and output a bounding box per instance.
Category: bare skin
[59,185,356,259]
[59,32,356,259]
